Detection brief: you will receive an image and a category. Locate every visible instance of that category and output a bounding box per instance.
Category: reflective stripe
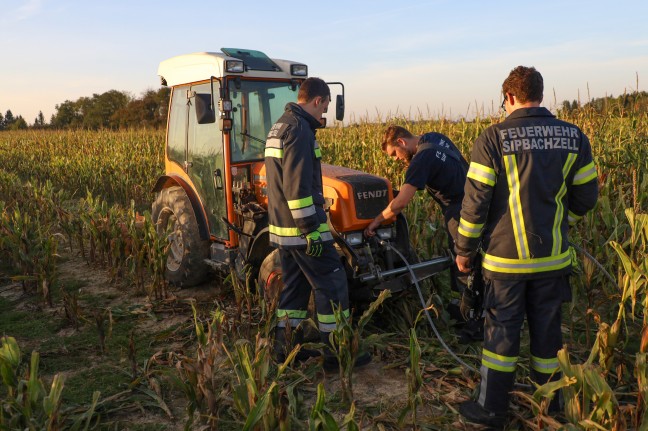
[573,161,597,185]
[269,223,333,246]
[552,153,577,256]
[319,322,337,332]
[269,232,334,246]
[291,206,316,219]
[318,309,350,324]
[467,162,496,186]
[482,249,571,274]
[568,210,582,226]
[531,355,559,374]
[265,137,283,149]
[288,196,314,210]
[269,223,331,237]
[482,349,517,373]
[277,318,305,328]
[458,218,484,238]
[265,147,283,158]
[504,155,530,259]
[276,310,308,319]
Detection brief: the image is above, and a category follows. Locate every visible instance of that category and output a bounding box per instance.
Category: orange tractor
[152,48,450,303]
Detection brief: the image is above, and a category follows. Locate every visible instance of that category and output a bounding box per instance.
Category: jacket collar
[286,102,323,130]
[506,106,554,121]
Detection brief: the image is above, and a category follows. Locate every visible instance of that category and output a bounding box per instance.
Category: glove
[305,231,323,257]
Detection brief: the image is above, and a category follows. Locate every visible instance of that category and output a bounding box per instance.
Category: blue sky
[2,0,647,124]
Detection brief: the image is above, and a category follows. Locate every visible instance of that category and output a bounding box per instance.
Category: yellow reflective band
[287,196,314,210]
[531,355,559,374]
[568,210,582,226]
[467,162,496,186]
[504,155,530,259]
[573,161,597,185]
[482,349,517,373]
[552,153,577,256]
[269,223,330,237]
[264,147,283,159]
[458,218,484,238]
[482,249,571,274]
[277,309,308,319]
[317,309,350,324]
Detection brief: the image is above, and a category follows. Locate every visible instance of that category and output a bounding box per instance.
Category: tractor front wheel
[152,186,209,287]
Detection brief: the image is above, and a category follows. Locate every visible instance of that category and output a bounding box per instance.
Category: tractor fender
[152,175,210,241]
[246,227,273,269]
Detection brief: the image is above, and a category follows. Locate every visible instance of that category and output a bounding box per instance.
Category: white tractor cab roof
[158,48,308,86]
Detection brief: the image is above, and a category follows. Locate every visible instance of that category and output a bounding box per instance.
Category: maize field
[0,101,646,430]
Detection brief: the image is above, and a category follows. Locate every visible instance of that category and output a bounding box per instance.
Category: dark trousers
[478,276,570,413]
[277,244,349,332]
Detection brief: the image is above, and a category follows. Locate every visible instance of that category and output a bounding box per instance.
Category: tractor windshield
[229,79,299,162]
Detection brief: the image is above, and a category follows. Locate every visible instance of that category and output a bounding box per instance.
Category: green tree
[8,115,28,130]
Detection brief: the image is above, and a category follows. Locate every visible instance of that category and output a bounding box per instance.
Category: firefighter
[264,77,371,370]
[455,66,598,428]
[364,126,483,342]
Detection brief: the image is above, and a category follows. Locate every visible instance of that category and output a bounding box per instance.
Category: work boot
[459,400,506,430]
[273,327,321,364]
[320,332,372,372]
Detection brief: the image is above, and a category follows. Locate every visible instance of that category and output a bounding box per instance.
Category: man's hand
[305,231,323,257]
[455,255,472,273]
[364,219,381,238]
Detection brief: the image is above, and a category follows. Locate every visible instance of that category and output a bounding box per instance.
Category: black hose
[379,240,477,372]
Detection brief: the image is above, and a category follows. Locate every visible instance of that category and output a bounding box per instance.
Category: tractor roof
[158,48,307,86]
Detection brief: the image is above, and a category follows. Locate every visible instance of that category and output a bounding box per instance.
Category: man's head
[298,77,331,122]
[501,66,543,112]
[382,125,418,163]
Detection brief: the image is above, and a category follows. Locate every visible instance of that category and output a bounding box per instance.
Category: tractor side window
[167,87,188,166]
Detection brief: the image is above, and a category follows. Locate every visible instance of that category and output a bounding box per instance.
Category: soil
[0,250,486,430]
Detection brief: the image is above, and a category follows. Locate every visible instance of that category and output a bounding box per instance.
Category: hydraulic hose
[378,240,538,390]
[378,239,478,372]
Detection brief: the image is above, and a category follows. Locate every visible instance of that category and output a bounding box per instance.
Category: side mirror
[336,94,345,121]
[195,93,215,124]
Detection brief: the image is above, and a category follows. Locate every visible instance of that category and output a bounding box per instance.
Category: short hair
[502,66,544,103]
[297,77,330,103]
[382,125,414,151]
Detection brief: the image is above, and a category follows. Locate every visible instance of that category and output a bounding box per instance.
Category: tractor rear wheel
[152,186,209,287]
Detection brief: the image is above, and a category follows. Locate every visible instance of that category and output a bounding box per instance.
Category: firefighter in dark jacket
[455,66,598,428]
[264,77,370,370]
[364,126,483,341]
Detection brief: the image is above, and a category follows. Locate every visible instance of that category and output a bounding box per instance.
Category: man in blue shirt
[365,126,480,339]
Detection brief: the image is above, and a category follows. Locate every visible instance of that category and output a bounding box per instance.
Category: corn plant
[328,289,391,404]
[0,336,100,431]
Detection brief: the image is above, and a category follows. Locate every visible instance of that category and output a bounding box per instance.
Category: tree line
[558,91,648,117]
[0,88,170,131]
[1,88,646,131]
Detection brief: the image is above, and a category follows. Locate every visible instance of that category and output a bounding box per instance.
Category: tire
[152,186,210,287]
[258,249,283,306]
[258,249,318,341]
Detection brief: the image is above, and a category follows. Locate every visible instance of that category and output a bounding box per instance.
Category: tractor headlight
[290,64,308,76]
[376,227,393,240]
[226,60,244,73]
[344,232,363,246]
